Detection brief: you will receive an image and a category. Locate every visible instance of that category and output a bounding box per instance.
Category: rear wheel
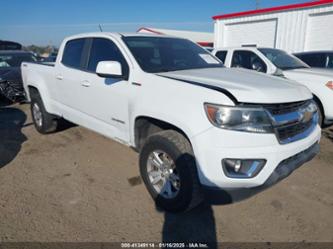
[139,130,203,212]
[30,92,58,134]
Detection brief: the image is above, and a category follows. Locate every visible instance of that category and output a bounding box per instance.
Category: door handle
[81,80,91,87]
[56,75,63,80]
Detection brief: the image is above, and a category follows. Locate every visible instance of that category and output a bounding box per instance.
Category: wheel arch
[133,116,192,152]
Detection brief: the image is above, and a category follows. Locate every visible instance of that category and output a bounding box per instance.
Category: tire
[139,130,203,212]
[30,91,58,134]
[313,99,324,127]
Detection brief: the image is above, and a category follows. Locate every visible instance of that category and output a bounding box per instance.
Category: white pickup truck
[22,33,321,212]
[213,47,333,126]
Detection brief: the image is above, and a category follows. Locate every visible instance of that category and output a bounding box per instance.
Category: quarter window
[62,39,85,69]
[215,51,227,64]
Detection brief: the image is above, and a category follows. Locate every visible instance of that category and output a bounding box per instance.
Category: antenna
[256,0,260,9]
[98,24,103,32]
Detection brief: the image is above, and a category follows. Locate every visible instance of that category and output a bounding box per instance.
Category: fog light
[222,159,266,178]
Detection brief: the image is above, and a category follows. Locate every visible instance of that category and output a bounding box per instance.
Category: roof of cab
[0,50,33,55]
[63,32,175,41]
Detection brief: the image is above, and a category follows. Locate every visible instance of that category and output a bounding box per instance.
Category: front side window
[87,38,129,76]
[0,53,36,68]
[62,39,85,69]
[259,48,309,70]
[231,50,267,73]
[123,36,223,73]
[215,51,227,64]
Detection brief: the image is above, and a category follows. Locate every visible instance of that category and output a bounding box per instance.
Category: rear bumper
[202,142,320,204]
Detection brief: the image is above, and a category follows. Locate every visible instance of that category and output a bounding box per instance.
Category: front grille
[241,100,317,144]
[264,100,316,144]
[261,100,308,115]
[276,119,313,142]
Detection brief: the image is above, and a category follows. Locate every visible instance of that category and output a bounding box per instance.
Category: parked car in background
[213,47,333,126]
[43,52,58,62]
[0,40,22,50]
[294,51,333,70]
[0,50,36,101]
[21,33,320,212]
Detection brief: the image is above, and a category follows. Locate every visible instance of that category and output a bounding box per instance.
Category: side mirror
[96,61,123,78]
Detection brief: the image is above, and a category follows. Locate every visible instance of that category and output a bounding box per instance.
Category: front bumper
[202,142,320,204]
[191,123,321,189]
[0,80,25,102]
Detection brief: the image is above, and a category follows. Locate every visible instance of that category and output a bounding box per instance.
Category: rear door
[55,38,88,111]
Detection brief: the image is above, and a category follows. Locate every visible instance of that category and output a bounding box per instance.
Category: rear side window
[297,54,327,68]
[231,50,267,73]
[87,38,129,76]
[215,51,227,64]
[62,39,85,69]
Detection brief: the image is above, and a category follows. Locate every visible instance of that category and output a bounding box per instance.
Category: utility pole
[256,0,260,9]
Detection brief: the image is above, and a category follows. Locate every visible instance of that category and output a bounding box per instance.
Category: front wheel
[139,130,203,212]
[314,99,324,127]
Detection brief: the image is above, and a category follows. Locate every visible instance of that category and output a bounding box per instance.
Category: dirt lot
[0,101,333,243]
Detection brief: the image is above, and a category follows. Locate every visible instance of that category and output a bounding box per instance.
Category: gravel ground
[0,101,332,243]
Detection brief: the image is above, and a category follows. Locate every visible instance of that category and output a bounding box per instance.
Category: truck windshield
[259,48,309,70]
[123,36,223,73]
[0,53,36,68]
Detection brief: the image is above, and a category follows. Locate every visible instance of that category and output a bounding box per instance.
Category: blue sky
[0,0,307,46]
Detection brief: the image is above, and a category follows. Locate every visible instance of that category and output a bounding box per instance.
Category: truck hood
[158,67,312,104]
[283,68,333,88]
[283,68,333,78]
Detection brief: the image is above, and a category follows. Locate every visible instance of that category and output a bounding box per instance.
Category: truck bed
[21,61,56,101]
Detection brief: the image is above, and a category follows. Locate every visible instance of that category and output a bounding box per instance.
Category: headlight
[326,81,333,90]
[204,103,274,133]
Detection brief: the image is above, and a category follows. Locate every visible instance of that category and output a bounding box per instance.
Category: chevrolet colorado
[22,33,321,212]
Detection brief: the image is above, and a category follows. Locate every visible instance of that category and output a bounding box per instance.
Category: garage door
[306,12,333,50]
[224,19,277,47]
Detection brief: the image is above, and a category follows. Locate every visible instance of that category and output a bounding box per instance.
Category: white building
[137,27,214,47]
[213,0,333,53]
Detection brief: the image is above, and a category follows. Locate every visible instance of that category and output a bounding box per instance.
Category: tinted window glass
[297,54,327,68]
[62,39,85,69]
[215,51,227,64]
[88,38,129,76]
[123,37,223,73]
[259,48,308,70]
[231,50,267,73]
[0,53,36,68]
[327,54,333,69]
